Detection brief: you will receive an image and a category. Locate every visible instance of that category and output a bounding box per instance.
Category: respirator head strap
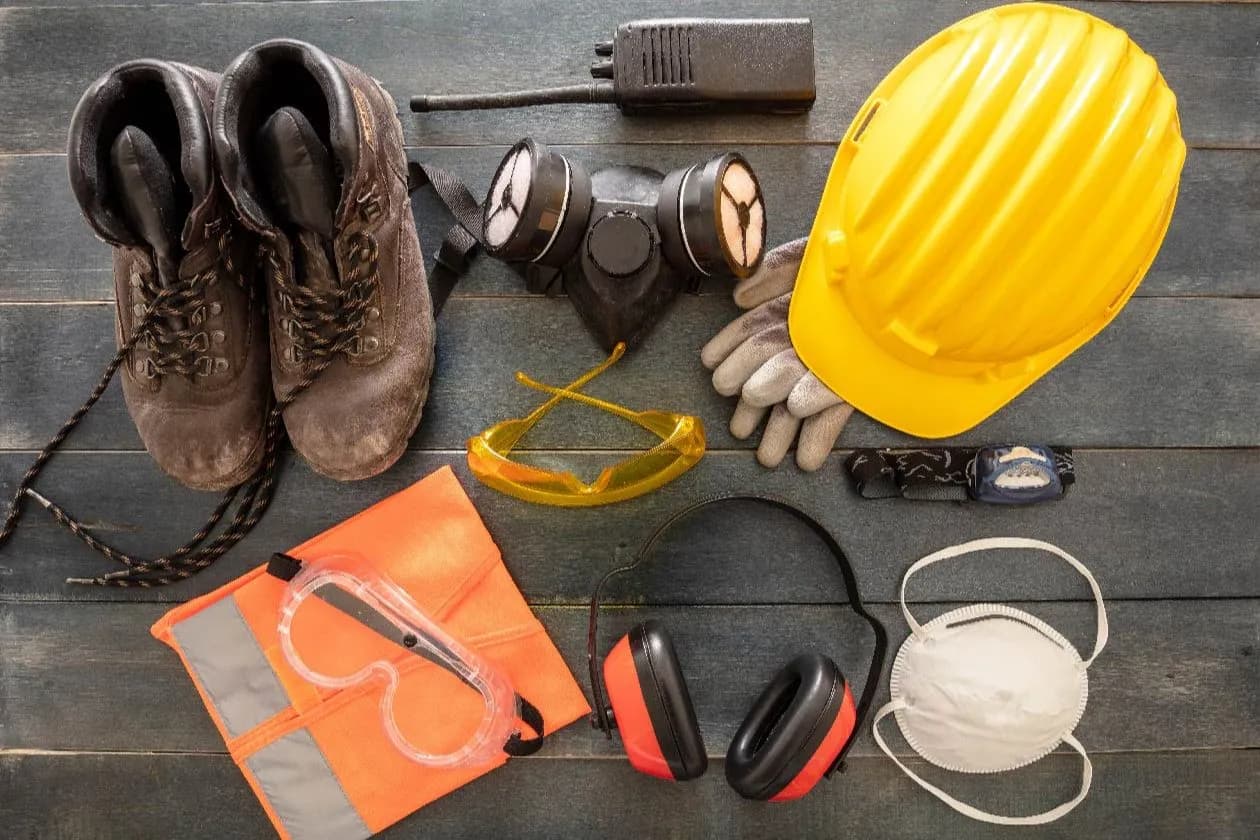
[406,159,488,316]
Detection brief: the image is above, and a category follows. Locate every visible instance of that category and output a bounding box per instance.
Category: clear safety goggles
[466,343,706,506]
[275,552,539,768]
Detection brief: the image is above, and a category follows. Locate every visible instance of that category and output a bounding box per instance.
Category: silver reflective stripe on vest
[171,595,290,738]
[172,595,369,839]
[246,728,371,840]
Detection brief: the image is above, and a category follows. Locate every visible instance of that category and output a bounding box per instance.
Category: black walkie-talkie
[411,19,815,115]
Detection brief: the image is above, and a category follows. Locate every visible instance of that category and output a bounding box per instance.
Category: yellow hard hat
[789,3,1185,438]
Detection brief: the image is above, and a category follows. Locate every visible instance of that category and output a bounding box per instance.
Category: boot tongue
[110,125,183,286]
[255,106,340,239]
[254,106,342,294]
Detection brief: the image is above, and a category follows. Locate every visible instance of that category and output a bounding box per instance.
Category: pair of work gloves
[702,238,853,471]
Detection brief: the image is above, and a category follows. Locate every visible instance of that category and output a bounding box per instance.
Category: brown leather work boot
[214,40,436,481]
[67,60,271,491]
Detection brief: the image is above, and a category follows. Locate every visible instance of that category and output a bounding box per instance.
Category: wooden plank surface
[0,0,1256,838]
[0,1,1258,152]
[4,146,1258,302]
[2,449,1258,604]
[4,296,1258,452]
[3,600,1256,755]
[3,751,1257,840]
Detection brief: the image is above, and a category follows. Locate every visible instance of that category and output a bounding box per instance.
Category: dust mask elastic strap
[899,536,1108,665]
[872,714,1093,826]
[874,536,1109,824]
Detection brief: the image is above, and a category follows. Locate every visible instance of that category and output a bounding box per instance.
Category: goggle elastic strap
[268,553,545,758]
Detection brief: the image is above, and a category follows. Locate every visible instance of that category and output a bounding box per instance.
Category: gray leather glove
[701,238,854,470]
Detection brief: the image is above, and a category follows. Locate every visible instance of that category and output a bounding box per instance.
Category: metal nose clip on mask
[482,138,766,350]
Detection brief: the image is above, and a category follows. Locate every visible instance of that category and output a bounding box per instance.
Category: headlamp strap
[846,445,1074,505]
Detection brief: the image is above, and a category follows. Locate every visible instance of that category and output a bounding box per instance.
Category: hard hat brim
[789,248,1046,440]
[787,2,1183,439]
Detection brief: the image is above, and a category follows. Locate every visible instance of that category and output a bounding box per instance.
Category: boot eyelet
[209,302,223,317]
[211,330,225,345]
[363,336,380,352]
[367,306,381,321]
[213,357,229,373]
[132,303,147,319]
[195,356,213,377]
[358,195,384,224]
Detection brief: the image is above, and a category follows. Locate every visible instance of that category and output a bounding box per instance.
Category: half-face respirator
[416,138,767,351]
[482,138,766,349]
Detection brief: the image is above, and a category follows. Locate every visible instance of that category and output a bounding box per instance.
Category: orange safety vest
[152,466,589,839]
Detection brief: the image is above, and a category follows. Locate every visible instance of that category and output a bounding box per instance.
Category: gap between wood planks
[3,746,1255,759]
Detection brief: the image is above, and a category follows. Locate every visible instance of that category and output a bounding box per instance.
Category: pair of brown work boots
[66,40,434,490]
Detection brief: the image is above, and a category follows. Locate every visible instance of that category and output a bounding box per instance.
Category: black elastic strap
[270,551,546,756]
[845,446,1075,501]
[503,694,546,756]
[269,552,470,683]
[586,495,887,776]
[267,551,303,581]
[406,160,487,316]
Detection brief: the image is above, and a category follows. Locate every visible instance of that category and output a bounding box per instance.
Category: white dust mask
[872,537,1108,825]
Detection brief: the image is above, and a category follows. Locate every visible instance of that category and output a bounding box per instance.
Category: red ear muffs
[725,653,857,802]
[603,620,708,781]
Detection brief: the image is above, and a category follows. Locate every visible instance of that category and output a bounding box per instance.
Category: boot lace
[272,230,379,365]
[132,280,219,378]
[0,219,382,588]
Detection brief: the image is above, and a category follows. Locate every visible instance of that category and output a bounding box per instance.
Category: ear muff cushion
[725,653,852,801]
[628,620,708,780]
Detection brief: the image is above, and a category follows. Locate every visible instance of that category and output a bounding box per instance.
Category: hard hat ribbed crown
[836,3,1184,372]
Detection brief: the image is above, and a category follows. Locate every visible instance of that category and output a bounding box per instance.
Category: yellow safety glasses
[467,344,705,506]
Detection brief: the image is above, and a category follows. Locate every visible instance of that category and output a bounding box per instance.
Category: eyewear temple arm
[492,343,626,452]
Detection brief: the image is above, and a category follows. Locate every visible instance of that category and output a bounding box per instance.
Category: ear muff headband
[587,495,888,777]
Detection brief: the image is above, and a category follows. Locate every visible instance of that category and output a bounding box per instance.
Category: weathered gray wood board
[4,296,1259,451]
[0,1,1257,150]
[3,146,1257,301]
[3,751,1257,840]
[2,600,1256,755]
[0,0,1256,838]
[2,450,1258,603]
